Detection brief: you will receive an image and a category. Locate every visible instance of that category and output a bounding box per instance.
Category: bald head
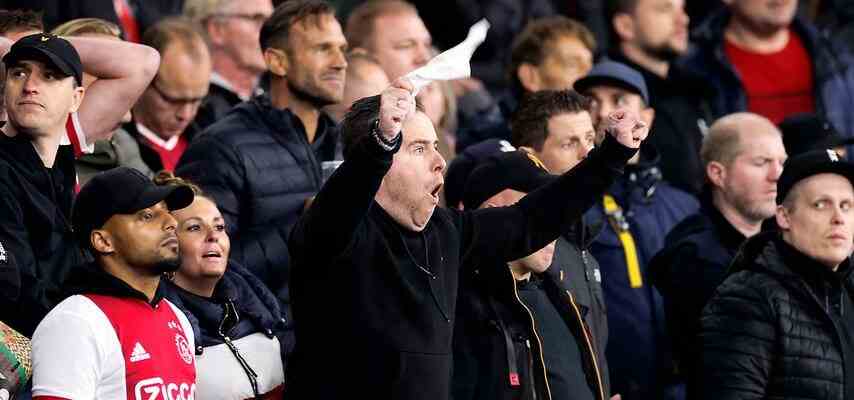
[702,112,782,168]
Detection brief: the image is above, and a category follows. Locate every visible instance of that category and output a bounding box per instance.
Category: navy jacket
[176,95,339,305]
[680,10,854,147]
[584,155,698,400]
[648,192,746,392]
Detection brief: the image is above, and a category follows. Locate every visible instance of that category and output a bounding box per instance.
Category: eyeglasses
[212,13,269,25]
[150,80,206,107]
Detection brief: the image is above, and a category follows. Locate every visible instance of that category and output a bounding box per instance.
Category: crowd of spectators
[2,0,854,399]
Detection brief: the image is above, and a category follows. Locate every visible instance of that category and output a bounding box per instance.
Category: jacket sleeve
[0,182,58,336]
[695,274,775,400]
[176,136,293,289]
[288,130,399,270]
[459,133,636,267]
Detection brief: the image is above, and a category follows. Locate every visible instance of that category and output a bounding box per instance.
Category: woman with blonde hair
[155,171,292,399]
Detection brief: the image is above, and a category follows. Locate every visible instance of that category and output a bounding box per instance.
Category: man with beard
[648,112,787,396]
[30,167,197,400]
[683,0,854,157]
[177,0,345,305]
[606,0,713,195]
[286,75,647,399]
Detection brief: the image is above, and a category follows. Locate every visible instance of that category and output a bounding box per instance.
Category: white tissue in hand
[405,18,490,95]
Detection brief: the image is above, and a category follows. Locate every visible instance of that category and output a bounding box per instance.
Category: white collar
[136,122,180,150]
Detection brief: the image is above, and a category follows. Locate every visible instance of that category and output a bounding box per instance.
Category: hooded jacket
[697,232,854,400]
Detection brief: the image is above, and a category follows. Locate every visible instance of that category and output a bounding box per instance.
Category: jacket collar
[699,190,748,253]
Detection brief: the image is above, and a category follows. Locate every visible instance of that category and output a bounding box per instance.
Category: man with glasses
[184,0,274,131]
[127,16,211,172]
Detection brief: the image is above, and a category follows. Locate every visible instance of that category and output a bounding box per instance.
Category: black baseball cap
[777,149,854,204]
[445,139,517,208]
[2,33,83,86]
[574,59,649,104]
[462,149,556,210]
[72,167,195,249]
[779,113,854,157]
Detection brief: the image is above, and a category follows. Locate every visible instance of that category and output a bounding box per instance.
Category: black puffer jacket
[697,232,854,400]
[176,95,339,305]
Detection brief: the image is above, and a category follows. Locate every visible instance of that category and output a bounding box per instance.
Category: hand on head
[604,108,648,149]
[378,77,416,140]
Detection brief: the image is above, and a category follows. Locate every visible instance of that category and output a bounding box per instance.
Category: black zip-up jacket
[696,232,854,400]
[452,239,608,400]
[286,126,635,400]
[176,94,339,306]
[0,134,87,336]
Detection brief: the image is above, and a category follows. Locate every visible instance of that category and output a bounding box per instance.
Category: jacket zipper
[512,278,553,400]
[566,289,606,400]
[221,334,263,399]
[526,339,538,400]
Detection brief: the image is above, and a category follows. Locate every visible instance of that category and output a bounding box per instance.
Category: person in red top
[128,17,212,172]
[31,167,196,400]
[684,0,854,152]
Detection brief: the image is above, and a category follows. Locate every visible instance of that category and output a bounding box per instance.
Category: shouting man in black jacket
[697,150,854,400]
[286,77,647,400]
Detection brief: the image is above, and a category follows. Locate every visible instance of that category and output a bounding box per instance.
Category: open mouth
[201,250,222,259]
[430,182,443,202]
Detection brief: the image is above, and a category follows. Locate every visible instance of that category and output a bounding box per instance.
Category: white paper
[404,18,490,95]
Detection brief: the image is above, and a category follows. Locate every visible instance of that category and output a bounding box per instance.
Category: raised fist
[604,108,648,149]
[378,77,416,140]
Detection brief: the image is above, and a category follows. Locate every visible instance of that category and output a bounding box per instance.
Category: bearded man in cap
[696,150,854,400]
[31,167,197,400]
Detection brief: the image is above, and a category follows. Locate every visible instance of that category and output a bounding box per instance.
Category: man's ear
[776,205,791,230]
[205,18,228,47]
[517,63,541,93]
[613,13,636,43]
[706,161,726,189]
[264,48,288,77]
[91,229,115,254]
[641,107,655,126]
[68,85,85,113]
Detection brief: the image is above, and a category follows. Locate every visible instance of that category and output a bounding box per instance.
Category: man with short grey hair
[697,149,854,399]
[184,0,273,130]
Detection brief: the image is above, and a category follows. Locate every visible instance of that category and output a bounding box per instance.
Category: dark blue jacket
[176,95,339,305]
[680,9,854,142]
[584,155,698,400]
[648,193,748,397]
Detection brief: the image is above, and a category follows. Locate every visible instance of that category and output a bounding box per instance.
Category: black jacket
[193,82,244,134]
[286,129,634,400]
[161,262,294,398]
[176,95,339,305]
[0,135,86,336]
[609,52,713,195]
[648,193,745,385]
[452,226,609,400]
[696,232,854,400]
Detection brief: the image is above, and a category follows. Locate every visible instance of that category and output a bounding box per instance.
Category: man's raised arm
[67,36,160,139]
[462,109,649,266]
[289,79,413,264]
